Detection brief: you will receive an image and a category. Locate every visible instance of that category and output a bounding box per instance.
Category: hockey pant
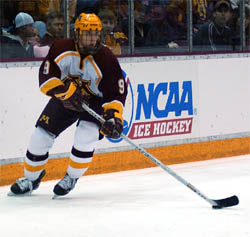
[24,120,100,181]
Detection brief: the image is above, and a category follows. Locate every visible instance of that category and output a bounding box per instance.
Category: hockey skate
[53,173,78,199]
[8,169,46,196]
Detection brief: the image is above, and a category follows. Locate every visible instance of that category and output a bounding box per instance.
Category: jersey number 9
[118,78,125,94]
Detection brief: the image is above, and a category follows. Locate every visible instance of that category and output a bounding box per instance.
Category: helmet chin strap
[78,41,102,56]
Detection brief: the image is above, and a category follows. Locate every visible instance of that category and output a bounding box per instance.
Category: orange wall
[1,137,249,186]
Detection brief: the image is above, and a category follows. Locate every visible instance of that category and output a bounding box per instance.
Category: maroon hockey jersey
[39,38,127,108]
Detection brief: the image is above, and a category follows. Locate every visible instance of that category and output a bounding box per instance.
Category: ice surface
[0,154,249,237]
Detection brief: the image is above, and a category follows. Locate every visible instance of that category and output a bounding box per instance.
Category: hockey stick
[81,103,239,209]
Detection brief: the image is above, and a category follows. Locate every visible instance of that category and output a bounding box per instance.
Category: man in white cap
[1,12,35,58]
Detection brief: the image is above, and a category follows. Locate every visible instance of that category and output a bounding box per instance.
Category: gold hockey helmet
[74,13,102,32]
[74,13,102,55]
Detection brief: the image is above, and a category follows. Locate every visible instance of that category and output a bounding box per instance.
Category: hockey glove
[101,102,124,139]
[54,80,90,112]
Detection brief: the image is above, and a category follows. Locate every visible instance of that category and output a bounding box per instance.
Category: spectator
[122,1,151,49]
[1,12,35,59]
[98,8,128,55]
[41,11,64,46]
[29,26,41,45]
[33,21,47,39]
[193,0,233,51]
[99,0,122,21]
[167,0,209,38]
[117,0,129,23]
[145,1,178,49]
[134,4,150,46]
[48,0,77,22]
[29,26,50,58]
[230,6,250,50]
[167,0,210,44]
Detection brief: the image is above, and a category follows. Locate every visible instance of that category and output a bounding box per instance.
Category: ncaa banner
[97,59,200,149]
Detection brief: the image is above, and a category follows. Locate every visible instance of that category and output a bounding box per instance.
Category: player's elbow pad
[40,78,65,96]
[53,82,77,100]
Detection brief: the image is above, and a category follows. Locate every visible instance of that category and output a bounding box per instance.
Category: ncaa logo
[106,70,134,143]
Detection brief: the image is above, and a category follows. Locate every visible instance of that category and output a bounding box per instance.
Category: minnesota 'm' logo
[39,115,50,125]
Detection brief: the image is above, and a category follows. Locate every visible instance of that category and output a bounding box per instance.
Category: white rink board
[0,56,249,159]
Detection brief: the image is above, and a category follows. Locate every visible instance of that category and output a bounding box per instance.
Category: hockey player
[9,13,127,197]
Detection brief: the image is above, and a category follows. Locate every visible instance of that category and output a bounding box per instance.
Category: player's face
[78,30,99,49]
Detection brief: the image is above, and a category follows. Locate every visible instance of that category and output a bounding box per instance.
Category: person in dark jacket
[145,1,178,50]
[193,0,233,51]
[1,12,35,59]
[40,11,64,46]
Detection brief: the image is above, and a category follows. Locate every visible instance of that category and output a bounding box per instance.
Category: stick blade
[212,195,239,209]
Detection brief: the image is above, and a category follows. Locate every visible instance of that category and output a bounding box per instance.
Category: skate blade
[7,191,32,197]
[52,194,69,200]
[52,194,59,200]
